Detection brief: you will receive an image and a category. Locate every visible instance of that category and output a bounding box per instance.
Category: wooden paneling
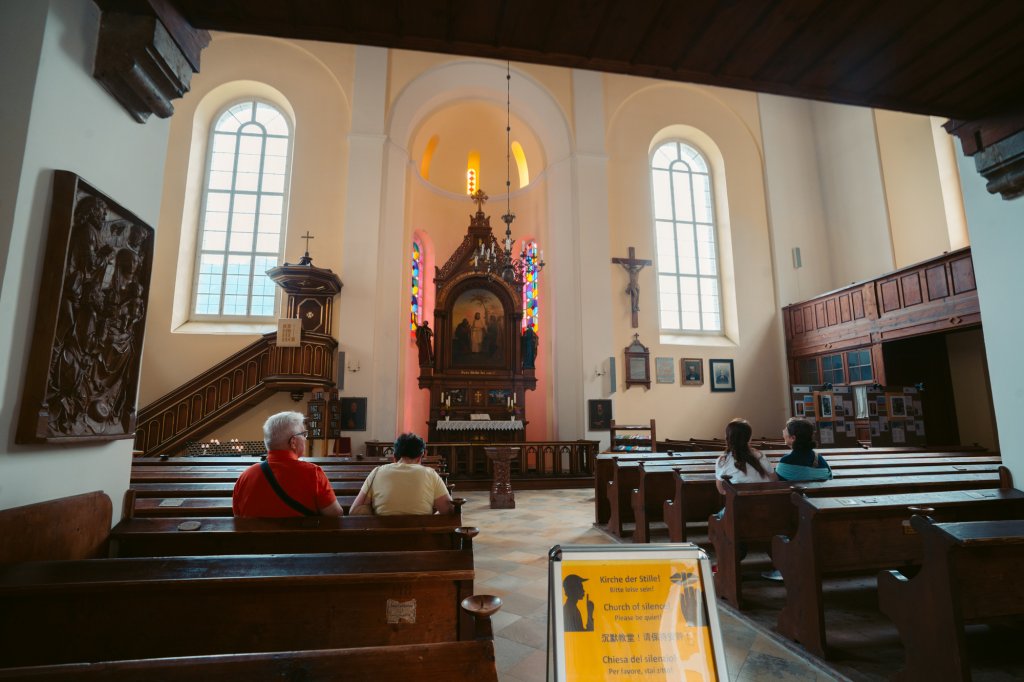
[951,256,977,294]
[901,272,923,306]
[839,295,852,323]
[925,265,949,299]
[880,280,901,313]
[783,249,980,369]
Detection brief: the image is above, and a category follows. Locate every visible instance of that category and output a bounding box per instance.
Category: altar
[433,419,526,444]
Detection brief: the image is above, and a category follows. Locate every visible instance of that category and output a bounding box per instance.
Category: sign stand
[547,544,727,682]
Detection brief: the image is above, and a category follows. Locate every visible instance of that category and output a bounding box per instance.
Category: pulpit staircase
[133,332,336,457]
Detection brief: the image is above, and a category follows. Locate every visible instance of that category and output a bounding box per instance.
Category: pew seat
[0,550,478,667]
[109,516,477,557]
[879,516,1024,681]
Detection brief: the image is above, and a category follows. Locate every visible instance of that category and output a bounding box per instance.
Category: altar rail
[366,440,598,479]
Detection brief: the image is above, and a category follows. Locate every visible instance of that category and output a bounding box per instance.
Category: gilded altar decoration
[17,171,155,443]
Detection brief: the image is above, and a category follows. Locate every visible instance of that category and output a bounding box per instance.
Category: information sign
[548,544,726,682]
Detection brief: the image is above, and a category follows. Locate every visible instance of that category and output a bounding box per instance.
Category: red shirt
[232,450,337,517]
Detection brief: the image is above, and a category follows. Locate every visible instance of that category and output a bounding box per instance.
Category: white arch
[387,61,572,167]
[376,60,577,438]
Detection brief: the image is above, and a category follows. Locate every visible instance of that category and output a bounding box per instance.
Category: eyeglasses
[292,430,308,439]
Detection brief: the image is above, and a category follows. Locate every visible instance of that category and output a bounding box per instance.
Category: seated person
[715,417,776,495]
[232,411,343,518]
[775,417,832,482]
[350,433,453,515]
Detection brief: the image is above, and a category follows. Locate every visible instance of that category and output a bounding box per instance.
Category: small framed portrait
[868,401,878,417]
[681,358,703,386]
[339,397,367,431]
[709,359,735,392]
[588,399,612,431]
[889,395,907,418]
[819,393,834,419]
[655,357,675,384]
[793,401,805,417]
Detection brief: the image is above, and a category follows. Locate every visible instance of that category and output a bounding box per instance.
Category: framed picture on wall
[681,358,703,386]
[655,357,675,384]
[889,395,907,418]
[794,401,805,417]
[709,359,735,392]
[588,399,612,431]
[339,397,368,431]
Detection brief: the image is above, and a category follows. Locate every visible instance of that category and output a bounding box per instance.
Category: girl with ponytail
[714,418,776,495]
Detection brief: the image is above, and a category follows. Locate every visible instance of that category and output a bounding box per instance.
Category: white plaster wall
[945,329,998,450]
[0,0,170,514]
[604,81,786,440]
[811,102,894,287]
[758,94,833,306]
[138,34,353,405]
[956,149,1024,484]
[874,109,951,267]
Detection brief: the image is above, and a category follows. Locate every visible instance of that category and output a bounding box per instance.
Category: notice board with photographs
[790,385,860,448]
[548,544,727,682]
[868,387,926,446]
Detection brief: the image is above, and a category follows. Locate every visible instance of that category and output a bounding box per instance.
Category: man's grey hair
[263,411,306,450]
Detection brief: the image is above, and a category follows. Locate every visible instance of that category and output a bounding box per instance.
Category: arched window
[651,141,721,332]
[192,100,292,319]
[522,240,540,332]
[410,239,424,336]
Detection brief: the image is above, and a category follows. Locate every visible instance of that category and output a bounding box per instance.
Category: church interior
[2,1,1024,680]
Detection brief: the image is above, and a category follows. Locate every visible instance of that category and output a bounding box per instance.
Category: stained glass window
[410,239,423,336]
[651,141,722,332]
[193,100,291,319]
[522,240,539,332]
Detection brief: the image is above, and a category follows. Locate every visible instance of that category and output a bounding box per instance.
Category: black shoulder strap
[260,461,316,516]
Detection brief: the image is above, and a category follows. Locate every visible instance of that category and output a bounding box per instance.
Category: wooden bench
[661,460,1004,543]
[0,549,479,667]
[771,488,1024,658]
[109,516,478,557]
[616,452,999,539]
[0,640,501,681]
[0,491,111,564]
[878,516,1024,681]
[709,468,1011,609]
[131,494,466,519]
[130,481,366,498]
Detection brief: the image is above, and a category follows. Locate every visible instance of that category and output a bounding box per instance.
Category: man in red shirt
[232,411,343,517]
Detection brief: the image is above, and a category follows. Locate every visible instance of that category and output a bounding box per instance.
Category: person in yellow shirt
[350,433,453,515]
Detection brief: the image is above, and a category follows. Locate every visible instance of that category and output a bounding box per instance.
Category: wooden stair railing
[134,332,337,457]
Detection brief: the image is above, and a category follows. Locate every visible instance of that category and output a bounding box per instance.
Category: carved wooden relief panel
[17,171,155,443]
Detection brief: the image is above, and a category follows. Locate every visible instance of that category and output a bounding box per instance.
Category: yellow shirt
[362,462,449,515]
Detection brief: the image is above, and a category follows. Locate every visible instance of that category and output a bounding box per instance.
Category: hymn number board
[306,393,325,440]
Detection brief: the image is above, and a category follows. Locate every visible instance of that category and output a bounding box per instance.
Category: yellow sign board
[549,545,725,682]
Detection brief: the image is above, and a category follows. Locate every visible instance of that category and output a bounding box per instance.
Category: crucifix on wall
[612,246,652,328]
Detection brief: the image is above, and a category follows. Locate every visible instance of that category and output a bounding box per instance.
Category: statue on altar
[415,320,434,366]
[521,326,538,369]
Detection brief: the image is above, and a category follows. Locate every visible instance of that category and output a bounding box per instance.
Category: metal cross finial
[470,189,489,213]
[301,231,315,252]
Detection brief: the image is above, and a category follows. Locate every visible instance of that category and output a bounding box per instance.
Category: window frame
[821,353,846,386]
[845,348,874,384]
[190,98,294,323]
[650,140,723,335]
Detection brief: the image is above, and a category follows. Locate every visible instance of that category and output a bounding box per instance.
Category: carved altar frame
[17,171,155,444]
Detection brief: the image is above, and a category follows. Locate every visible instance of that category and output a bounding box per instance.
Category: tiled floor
[461,489,843,681]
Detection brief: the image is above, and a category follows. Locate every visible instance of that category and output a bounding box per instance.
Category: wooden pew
[132,496,355,517]
[771,488,1024,658]
[0,550,478,667]
[0,492,111,564]
[709,468,1011,609]
[130,481,366,498]
[129,468,375,483]
[878,516,1024,682]
[659,459,1004,543]
[109,516,478,557]
[613,453,1000,539]
[0,640,501,681]
[595,447,992,524]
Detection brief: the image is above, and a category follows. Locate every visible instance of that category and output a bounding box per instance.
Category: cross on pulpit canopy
[297,231,315,265]
[612,246,653,328]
